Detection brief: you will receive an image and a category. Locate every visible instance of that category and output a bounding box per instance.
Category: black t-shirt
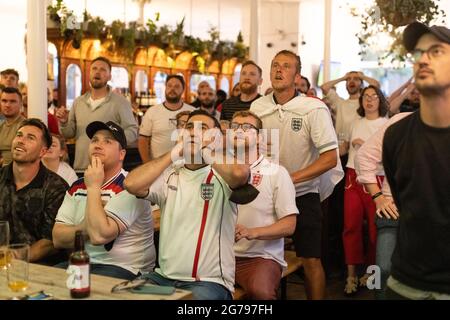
[220,94,262,121]
[383,111,450,293]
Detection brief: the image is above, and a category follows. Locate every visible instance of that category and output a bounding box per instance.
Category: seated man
[52,121,155,280]
[231,111,298,299]
[124,109,250,300]
[0,118,68,264]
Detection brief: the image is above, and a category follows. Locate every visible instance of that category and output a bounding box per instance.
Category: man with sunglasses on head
[382,22,450,300]
[138,75,195,163]
[230,111,298,300]
[53,121,155,280]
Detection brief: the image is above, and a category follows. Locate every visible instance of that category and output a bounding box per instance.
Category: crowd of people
[0,21,449,300]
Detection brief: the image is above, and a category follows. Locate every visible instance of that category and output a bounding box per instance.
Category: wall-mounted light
[266,42,273,48]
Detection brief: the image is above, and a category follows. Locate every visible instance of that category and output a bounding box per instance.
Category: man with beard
[191,80,211,108]
[56,57,138,173]
[220,61,263,121]
[198,86,220,121]
[0,118,68,264]
[0,87,26,167]
[383,22,450,300]
[388,77,421,114]
[138,75,195,163]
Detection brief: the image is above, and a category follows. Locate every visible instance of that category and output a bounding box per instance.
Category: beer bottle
[69,231,90,298]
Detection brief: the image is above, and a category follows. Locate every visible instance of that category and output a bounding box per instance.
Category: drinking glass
[0,221,10,269]
[7,243,30,292]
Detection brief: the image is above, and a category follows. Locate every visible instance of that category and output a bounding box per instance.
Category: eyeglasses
[111,278,147,293]
[362,94,379,100]
[230,122,258,132]
[408,44,446,64]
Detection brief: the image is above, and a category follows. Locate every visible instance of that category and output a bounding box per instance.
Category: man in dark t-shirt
[220,61,262,121]
[0,118,68,265]
[383,22,450,299]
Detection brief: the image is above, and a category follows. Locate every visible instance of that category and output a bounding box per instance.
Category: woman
[342,85,389,295]
[42,134,78,186]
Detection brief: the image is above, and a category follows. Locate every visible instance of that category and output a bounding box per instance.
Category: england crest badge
[200,183,214,200]
[251,173,263,187]
[291,118,302,132]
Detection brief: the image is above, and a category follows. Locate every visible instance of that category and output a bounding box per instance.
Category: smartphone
[9,291,55,300]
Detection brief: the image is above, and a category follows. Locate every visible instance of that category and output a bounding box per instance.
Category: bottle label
[66,264,90,290]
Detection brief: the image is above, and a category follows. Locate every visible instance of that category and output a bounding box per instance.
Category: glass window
[109,67,130,95]
[65,64,82,109]
[135,70,148,95]
[220,77,230,96]
[232,63,242,86]
[153,71,168,104]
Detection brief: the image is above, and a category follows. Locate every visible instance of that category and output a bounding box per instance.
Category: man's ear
[119,148,126,161]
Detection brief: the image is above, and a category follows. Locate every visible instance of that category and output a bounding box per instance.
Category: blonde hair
[51,134,69,162]
[231,110,263,130]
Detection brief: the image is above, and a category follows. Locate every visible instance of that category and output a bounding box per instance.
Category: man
[138,75,194,163]
[198,86,220,121]
[388,78,420,114]
[0,87,26,167]
[231,111,298,300]
[220,61,263,121]
[0,118,68,264]
[383,22,450,300]
[191,80,211,108]
[0,69,19,88]
[56,56,138,173]
[251,50,343,300]
[124,109,250,300]
[53,121,155,280]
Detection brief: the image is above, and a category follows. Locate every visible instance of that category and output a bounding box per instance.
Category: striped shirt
[220,94,262,121]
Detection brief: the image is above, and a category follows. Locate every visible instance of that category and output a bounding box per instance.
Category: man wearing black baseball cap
[382,22,450,300]
[53,120,156,280]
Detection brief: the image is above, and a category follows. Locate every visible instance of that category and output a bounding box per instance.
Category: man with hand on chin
[53,121,155,280]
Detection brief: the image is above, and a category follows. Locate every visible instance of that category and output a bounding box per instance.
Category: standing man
[383,22,450,300]
[231,111,298,300]
[191,81,211,108]
[138,75,194,163]
[124,109,250,300]
[198,86,220,121]
[0,87,26,167]
[220,61,263,121]
[56,57,138,173]
[0,118,68,264]
[251,50,342,299]
[53,121,155,279]
[0,69,20,88]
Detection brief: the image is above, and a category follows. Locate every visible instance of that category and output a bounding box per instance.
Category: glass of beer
[7,243,29,292]
[0,221,10,269]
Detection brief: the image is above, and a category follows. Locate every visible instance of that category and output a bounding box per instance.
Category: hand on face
[84,156,104,189]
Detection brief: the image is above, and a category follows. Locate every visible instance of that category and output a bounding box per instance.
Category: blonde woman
[42,134,78,186]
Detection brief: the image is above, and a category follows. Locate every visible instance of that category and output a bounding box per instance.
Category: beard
[240,82,258,95]
[201,102,215,109]
[165,94,181,104]
[90,79,108,89]
[415,81,450,97]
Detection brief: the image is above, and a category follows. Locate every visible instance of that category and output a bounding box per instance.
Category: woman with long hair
[342,85,389,295]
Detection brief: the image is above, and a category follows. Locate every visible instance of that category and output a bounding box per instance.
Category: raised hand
[84,156,104,190]
[55,105,69,124]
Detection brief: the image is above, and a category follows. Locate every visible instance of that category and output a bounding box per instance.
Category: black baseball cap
[403,21,450,52]
[86,121,127,149]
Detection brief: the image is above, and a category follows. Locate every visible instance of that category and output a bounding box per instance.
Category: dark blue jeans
[54,261,137,280]
[142,272,232,300]
[375,217,399,300]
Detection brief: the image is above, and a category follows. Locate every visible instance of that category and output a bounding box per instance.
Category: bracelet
[371,192,383,200]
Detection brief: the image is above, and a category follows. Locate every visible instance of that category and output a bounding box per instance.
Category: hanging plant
[351,0,446,66]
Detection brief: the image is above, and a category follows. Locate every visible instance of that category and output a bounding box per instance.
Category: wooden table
[0,263,192,300]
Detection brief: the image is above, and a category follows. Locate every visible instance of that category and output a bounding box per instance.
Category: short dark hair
[187,109,221,129]
[274,50,301,74]
[176,110,191,121]
[1,86,22,101]
[1,69,19,79]
[92,57,112,71]
[357,85,389,117]
[232,110,263,130]
[301,76,311,91]
[18,118,52,148]
[166,74,185,89]
[242,60,262,77]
